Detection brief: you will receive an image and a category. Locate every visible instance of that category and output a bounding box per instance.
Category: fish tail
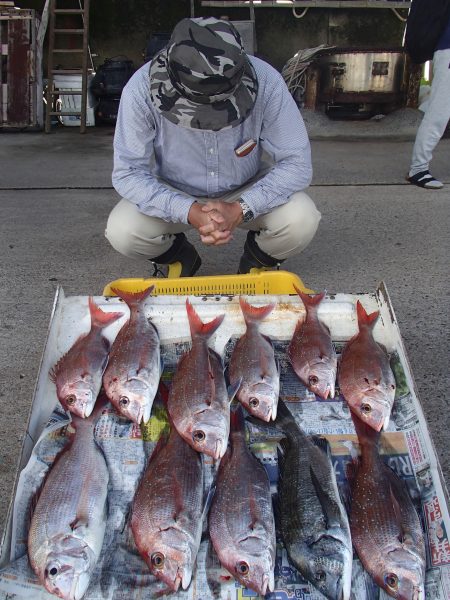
[356,300,379,330]
[89,297,123,328]
[351,411,381,452]
[70,391,109,430]
[293,285,326,311]
[186,299,224,340]
[239,297,275,323]
[275,398,301,431]
[110,285,155,308]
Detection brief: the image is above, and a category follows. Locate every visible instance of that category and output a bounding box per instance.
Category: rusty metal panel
[0,8,42,129]
[7,17,30,125]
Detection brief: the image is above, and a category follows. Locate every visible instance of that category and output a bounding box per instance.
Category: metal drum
[317,48,406,101]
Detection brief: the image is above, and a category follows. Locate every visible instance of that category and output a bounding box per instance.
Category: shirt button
[209,148,214,154]
[210,171,215,176]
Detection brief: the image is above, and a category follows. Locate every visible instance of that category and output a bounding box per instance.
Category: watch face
[243,209,254,222]
[240,200,254,222]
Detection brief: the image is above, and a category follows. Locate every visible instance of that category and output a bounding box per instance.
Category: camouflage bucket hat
[149,17,258,131]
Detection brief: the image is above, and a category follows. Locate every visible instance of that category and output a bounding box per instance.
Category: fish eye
[119,396,130,407]
[65,394,77,406]
[249,397,259,408]
[309,375,319,386]
[236,561,249,576]
[45,564,59,578]
[193,430,206,444]
[361,403,372,414]
[384,573,399,589]
[151,552,165,570]
[315,570,326,582]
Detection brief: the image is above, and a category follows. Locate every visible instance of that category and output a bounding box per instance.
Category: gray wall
[21,0,406,71]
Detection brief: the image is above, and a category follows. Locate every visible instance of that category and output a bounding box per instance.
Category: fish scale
[28,401,109,600]
[131,423,204,593]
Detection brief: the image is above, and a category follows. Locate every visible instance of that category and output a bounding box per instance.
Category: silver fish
[229,297,280,422]
[209,405,276,596]
[131,412,204,593]
[28,396,109,600]
[339,300,396,431]
[50,298,123,418]
[103,285,161,425]
[168,299,231,460]
[264,400,352,600]
[349,412,426,600]
[287,287,337,400]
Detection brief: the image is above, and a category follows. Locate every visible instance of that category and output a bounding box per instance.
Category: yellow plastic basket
[103,270,314,297]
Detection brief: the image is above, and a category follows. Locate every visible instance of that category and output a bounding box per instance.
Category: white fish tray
[0,282,449,600]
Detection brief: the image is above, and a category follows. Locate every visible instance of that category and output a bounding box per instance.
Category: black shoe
[238,231,284,274]
[150,233,201,278]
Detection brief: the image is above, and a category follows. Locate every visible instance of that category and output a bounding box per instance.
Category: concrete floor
[0,123,449,542]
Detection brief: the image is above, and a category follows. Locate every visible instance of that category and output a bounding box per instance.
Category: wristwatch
[239,198,254,223]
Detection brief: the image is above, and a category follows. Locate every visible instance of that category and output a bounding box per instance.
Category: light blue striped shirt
[112,56,312,224]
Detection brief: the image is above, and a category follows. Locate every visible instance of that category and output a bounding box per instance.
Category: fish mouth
[260,572,274,595]
[83,402,94,418]
[214,439,224,460]
[172,574,182,592]
[412,586,424,600]
[261,575,269,596]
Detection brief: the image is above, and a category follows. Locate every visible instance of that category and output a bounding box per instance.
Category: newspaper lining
[0,302,449,600]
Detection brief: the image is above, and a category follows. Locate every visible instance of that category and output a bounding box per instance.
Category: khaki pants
[105,188,321,262]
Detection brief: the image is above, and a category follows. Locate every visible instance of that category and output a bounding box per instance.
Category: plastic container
[53,73,96,127]
[103,270,315,297]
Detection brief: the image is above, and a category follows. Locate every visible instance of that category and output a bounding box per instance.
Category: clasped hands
[188,200,243,246]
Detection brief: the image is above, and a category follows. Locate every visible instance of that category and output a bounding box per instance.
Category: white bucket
[53,73,96,127]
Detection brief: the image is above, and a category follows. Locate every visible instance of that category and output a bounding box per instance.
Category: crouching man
[106,17,321,276]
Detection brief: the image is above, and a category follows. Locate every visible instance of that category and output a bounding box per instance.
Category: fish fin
[388,483,406,541]
[110,285,155,308]
[248,484,261,531]
[384,465,415,541]
[239,296,275,324]
[158,381,170,406]
[201,483,216,524]
[230,403,245,433]
[309,462,342,529]
[259,347,272,380]
[294,286,326,309]
[311,435,331,457]
[172,471,185,518]
[89,297,123,329]
[228,378,242,403]
[356,300,379,330]
[186,299,224,339]
[345,457,359,486]
[70,470,94,530]
[276,442,288,474]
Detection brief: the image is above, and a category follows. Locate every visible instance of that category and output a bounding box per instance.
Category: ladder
[44,0,91,133]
